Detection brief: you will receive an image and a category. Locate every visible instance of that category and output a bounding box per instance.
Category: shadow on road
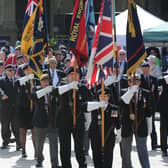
[11,158,36,168]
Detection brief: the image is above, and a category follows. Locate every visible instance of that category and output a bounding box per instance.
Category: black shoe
[1,145,7,149]
[16,145,21,151]
[36,161,43,167]
[22,149,27,158]
[79,165,87,168]
[9,138,16,143]
[162,151,168,157]
[152,145,159,150]
[22,153,27,158]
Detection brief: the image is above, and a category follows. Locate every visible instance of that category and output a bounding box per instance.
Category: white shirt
[50,69,59,87]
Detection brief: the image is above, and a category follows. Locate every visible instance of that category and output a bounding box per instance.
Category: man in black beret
[57,66,89,168]
[157,74,168,156]
[140,61,159,150]
[120,74,151,168]
[88,85,121,168]
[54,50,65,71]
[0,64,20,150]
[32,74,62,168]
[16,54,25,66]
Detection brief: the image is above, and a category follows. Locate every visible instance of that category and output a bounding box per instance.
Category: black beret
[15,45,21,50]
[16,54,24,60]
[20,63,29,71]
[66,66,79,75]
[5,64,16,70]
[64,57,71,63]
[97,87,111,95]
[141,61,149,67]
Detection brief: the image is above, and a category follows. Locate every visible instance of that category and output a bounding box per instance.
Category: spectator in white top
[147,55,161,79]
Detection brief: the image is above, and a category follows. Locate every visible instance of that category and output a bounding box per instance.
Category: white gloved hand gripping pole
[58,81,78,95]
[104,75,120,87]
[121,85,139,104]
[87,101,106,112]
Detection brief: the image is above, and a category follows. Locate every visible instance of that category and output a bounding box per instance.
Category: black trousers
[1,110,20,146]
[59,125,87,168]
[160,113,168,152]
[150,112,158,148]
[48,128,60,167]
[90,124,115,168]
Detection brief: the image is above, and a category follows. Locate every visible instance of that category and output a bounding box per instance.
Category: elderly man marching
[120,74,151,168]
[57,66,88,168]
[0,64,20,150]
[32,74,62,168]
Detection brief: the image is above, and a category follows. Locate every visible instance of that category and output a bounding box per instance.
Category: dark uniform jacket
[57,83,90,129]
[32,86,64,129]
[32,86,50,128]
[0,76,19,119]
[90,84,121,136]
[121,88,151,137]
[158,78,168,115]
[17,81,31,112]
[140,74,158,113]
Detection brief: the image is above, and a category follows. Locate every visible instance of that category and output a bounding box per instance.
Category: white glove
[121,85,139,104]
[121,89,134,104]
[87,101,105,112]
[164,75,168,84]
[36,86,53,99]
[115,129,121,143]
[84,113,92,131]
[146,116,152,136]
[58,81,78,95]
[104,75,120,86]
[19,74,34,86]
[130,85,139,93]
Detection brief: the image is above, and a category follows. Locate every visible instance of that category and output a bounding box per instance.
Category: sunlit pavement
[0,120,168,168]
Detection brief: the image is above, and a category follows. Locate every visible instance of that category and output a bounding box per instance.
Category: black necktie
[146,76,150,89]
[10,78,14,87]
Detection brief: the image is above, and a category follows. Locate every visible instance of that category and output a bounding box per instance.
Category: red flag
[69,0,88,67]
[4,54,16,66]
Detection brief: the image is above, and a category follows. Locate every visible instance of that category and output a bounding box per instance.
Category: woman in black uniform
[17,63,35,158]
[88,86,121,168]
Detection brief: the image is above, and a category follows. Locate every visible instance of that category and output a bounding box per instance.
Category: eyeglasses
[7,69,15,72]
[119,53,125,55]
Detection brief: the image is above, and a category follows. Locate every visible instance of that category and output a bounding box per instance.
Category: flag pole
[101,78,105,158]
[30,79,33,111]
[112,0,118,73]
[112,0,121,118]
[73,56,77,127]
[133,73,138,131]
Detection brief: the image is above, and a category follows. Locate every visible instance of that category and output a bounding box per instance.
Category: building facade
[0,0,167,45]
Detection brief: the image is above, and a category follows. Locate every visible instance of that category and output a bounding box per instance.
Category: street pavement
[0,121,168,168]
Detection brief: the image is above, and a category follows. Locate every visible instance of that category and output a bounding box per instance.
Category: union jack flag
[23,0,38,27]
[87,0,114,86]
[26,0,38,16]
